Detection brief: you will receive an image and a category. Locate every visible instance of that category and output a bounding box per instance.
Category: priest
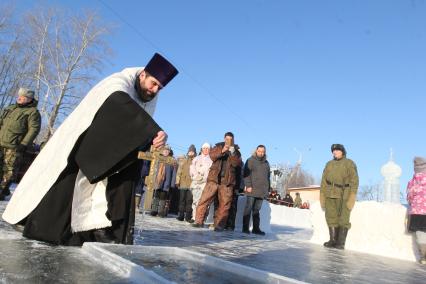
[2,53,178,246]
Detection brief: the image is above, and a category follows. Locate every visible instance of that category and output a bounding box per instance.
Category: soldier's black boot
[335,227,349,249]
[0,181,12,200]
[419,244,426,264]
[323,227,338,248]
[251,213,265,235]
[242,215,250,234]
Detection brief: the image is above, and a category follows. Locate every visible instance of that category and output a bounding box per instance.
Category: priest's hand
[153,131,168,149]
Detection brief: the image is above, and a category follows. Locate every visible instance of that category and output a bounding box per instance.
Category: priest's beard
[137,78,158,103]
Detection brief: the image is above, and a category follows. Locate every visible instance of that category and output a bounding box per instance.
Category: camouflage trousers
[0,147,22,190]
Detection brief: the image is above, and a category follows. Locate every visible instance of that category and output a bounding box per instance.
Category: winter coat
[155,163,176,192]
[207,142,242,187]
[190,153,212,186]
[243,155,270,198]
[320,156,359,200]
[407,172,426,232]
[407,172,426,215]
[283,194,294,206]
[176,156,193,189]
[0,100,41,149]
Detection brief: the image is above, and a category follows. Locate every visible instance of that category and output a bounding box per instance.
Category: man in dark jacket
[0,88,41,200]
[243,145,270,235]
[193,132,242,231]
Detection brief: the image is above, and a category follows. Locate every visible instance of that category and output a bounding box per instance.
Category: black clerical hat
[144,53,178,87]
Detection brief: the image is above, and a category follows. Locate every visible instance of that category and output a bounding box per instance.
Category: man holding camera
[192,132,242,231]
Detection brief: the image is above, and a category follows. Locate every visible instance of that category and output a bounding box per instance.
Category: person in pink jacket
[407,156,426,264]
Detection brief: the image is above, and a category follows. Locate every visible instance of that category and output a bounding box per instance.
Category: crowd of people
[268,191,310,209]
[137,132,271,235]
[0,53,425,263]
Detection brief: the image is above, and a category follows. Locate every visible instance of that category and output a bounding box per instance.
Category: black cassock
[22,92,161,246]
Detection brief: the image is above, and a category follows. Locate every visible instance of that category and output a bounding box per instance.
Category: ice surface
[133,204,426,283]
[0,238,134,283]
[1,190,426,283]
[88,243,301,284]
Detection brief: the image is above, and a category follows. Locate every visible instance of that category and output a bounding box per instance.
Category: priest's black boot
[93,228,116,243]
[323,227,338,248]
[335,227,349,249]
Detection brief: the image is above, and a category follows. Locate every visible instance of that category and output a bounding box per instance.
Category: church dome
[381,160,402,179]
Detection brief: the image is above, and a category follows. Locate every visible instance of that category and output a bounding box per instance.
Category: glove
[346,192,357,210]
[320,191,325,210]
[16,144,27,152]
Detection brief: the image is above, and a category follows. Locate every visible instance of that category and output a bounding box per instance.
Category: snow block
[310,201,418,262]
[82,242,171,283]
[269,203,312,229]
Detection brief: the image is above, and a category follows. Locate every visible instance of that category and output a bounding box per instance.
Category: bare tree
[18,9,112,140]
[0,4,113,144]
[358,183,382,201]
[0,5,34,110]
[286,166,315,189]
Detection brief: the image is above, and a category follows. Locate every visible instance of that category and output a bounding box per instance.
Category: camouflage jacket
[0,100,41,149]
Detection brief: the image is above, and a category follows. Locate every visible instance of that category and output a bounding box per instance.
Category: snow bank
[310,201,418,262]
[205,196,312,233]
[269,203,312,229]
[203,195,417,262]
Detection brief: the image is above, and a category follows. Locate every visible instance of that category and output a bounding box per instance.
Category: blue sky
[14,0,426,191]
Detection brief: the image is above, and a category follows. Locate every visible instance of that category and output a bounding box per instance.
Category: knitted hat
[414,156,426,174]
[188,144,196,154]
[18,87,35,99]
[201,142,210,149]
[162,144,171,151]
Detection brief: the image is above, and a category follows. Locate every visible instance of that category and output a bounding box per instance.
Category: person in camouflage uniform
[320,144,358,249]
[176,144,197,222]
[0,88,41,200]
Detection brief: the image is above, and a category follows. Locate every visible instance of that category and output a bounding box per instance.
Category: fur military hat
[18,87,35,99]
[144,53,178,87]
[414,156,426,174]
[331,144,346,155]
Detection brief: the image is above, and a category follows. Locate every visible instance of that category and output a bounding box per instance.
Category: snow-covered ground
[1,193,425,283]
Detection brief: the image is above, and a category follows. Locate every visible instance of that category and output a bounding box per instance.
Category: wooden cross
[138,145,176,211]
